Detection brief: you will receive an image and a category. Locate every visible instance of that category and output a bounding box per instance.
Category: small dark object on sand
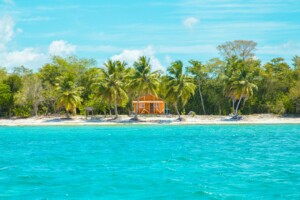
[231,115,243,120]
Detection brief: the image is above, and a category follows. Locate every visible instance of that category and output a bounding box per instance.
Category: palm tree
[95,60,128,119]
[224,60,258,116]
[56,75,82,118]
[229,79,257,116]
[187,60,207,114]
[164,61,196,120]
[129,56,160,120]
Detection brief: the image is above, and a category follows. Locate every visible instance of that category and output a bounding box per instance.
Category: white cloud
[0,16,77,70]
[0,15,14,50]
[48,40,76,56]
[0,40,77,71]
[258,42,300,55]
[183,17,199,29]
[111,46,164,71]
[0,48,47,69]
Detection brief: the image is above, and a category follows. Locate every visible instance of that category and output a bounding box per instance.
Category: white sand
[0,114,299,126]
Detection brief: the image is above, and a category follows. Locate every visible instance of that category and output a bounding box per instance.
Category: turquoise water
[0,125,300,199]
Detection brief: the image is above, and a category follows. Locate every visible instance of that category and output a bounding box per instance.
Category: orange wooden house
[133,94,165,114]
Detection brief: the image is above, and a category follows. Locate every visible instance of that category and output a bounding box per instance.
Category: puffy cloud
[0,16,78,70]
[111,46,164,71]
[0,16,46,69]
[1,40,76,70]
[0,15,76,70]
[0,48,47,69]
[0,15,14,50]
[183,17,199,29]
[48,40,76,56]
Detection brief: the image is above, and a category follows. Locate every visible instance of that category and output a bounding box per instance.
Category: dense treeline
[0,40,299,118]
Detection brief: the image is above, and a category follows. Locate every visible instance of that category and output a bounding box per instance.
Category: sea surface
[0,125,300,199]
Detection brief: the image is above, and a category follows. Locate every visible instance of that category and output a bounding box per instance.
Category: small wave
[165,167,176,172]
[0,166,15,171]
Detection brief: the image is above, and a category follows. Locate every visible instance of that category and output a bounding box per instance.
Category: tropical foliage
[0,40,300,118]
[55,74,82,118]
[163,61,196,119]
[129,56,160,119]
[94,60,128,119]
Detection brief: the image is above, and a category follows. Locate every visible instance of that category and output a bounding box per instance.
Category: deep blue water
[0,125,300,199]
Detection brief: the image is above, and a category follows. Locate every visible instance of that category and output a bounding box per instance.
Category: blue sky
[1,0,300,71]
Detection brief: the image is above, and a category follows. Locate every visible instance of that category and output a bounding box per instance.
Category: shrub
[14,106,31,118]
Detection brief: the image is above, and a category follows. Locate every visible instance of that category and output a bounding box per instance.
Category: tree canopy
[0,41,299,118]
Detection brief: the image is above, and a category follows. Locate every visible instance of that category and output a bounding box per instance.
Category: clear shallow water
[0,125,300,199]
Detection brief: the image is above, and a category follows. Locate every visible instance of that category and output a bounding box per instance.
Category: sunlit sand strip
[0,114,299,126]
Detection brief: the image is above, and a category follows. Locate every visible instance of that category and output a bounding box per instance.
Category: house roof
[135,94,164,102]
[132,100,164,103]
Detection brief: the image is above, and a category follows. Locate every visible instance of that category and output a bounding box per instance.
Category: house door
[150,103,154,113]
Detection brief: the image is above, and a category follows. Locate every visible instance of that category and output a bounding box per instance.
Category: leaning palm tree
[229,79,257,116]
[164,61,196,120]
[55,75,82,118]
[94,60,128,119]
[128,56,160,120]
[187,60,207,114]
[223,56,258,116]
[225,66,258,116]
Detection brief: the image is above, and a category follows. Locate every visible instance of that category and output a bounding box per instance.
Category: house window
[139,103,145,108]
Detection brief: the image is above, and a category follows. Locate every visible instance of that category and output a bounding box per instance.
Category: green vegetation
[163,61,196,120]
[0,40,299,118]
[129,56,160,120]
[55,74,82,118]
[94,60,129,119]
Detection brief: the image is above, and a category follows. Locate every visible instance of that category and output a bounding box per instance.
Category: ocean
[0,125,300,199]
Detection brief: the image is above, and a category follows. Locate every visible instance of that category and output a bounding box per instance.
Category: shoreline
[0,114,299,126]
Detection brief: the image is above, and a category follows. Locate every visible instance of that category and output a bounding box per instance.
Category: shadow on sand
[44,118,74,123]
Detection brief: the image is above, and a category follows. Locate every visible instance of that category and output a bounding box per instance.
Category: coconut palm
[187,60,207,114]
[229,79,257,115]
[56,75,82,118]
[129,56,160,120]
[164,61,196,120]
[95,60,128,119]
[224,61,258,116]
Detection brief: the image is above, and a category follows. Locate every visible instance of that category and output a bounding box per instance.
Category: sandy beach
[0,114,299,126]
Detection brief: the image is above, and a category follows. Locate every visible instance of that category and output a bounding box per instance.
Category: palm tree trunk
[128,108,131,116]
[174,102,181,120]
[198,81,206,115]
[114,98,118,119]
[235,96,244,116]
[134,91,141,120]
[53,100,57,115]
[232,98,235,114]
[296,99,300,114]
[134,98,139,119]
[34,101,39,117]
[66,110,70,118]
[108,100,112,117]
